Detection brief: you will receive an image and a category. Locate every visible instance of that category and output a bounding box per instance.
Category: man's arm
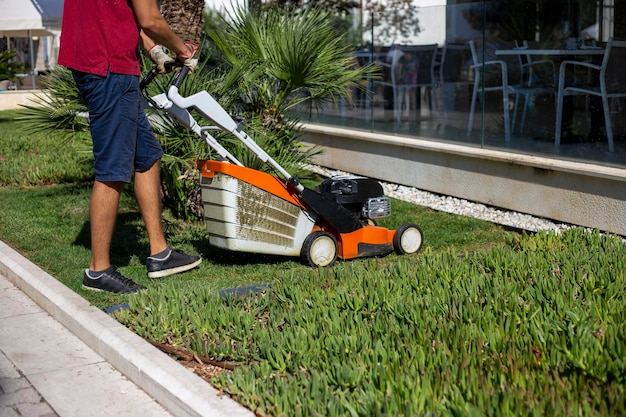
[131,0,188,56]
[140,31,176,74]
[138,30,157,52]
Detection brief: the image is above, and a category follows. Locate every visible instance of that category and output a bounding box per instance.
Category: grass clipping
[117,228,626,416]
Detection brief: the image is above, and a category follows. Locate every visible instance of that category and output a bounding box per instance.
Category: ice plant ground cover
[117,229,625,416]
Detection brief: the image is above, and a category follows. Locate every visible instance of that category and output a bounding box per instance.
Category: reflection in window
[292,0,625,167]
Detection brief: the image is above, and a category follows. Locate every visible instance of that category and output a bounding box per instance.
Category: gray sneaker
[146,247,202,278]
[83,266,146,294]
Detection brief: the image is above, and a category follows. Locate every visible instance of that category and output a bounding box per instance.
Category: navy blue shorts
[72,70,164,183]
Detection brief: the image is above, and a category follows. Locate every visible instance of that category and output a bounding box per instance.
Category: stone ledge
[301,123,626,235]
[0,90,43,111]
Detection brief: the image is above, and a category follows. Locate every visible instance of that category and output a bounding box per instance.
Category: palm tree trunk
[159,0,206,42]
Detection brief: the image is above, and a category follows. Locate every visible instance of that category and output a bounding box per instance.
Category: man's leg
[84,179,147,294]
[89,180,123,271]
[75,71,150,293]
[132,78,201,277]
[133,159,168,256]
[135,159,202,279]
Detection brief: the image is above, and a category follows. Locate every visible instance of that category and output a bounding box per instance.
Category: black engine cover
[317,176,384,205]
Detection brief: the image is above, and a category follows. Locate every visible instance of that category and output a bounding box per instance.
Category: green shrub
[0,51,26,81]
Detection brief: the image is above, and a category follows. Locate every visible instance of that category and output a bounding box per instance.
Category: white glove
[176,42,199,72]
[148,44,175,74]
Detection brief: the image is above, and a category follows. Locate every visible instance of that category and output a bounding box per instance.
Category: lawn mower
[140,65,424,267]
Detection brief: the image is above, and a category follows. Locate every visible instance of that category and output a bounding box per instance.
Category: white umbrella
[0,0,63,88]
[580,22,599,40]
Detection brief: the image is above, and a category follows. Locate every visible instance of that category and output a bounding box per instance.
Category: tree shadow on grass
[74,211,296,268]
[198,245,297,267]
[73,211,155,267]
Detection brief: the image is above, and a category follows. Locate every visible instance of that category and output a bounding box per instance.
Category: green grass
[0,110,93,186]
[0,181,509,309]
[0,109,510,309]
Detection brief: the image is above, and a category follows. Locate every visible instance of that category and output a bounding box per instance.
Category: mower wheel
[393,223,424,255]
[301,231,338,267]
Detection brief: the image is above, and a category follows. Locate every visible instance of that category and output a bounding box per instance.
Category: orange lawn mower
[141,65,424,267]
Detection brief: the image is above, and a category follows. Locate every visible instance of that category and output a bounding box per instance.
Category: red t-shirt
[58,0,141,76]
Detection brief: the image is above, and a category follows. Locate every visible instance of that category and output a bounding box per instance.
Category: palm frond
[208,6,378,113]
[17,66,90,139]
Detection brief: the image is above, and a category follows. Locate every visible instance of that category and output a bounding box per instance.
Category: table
[495,48,606,83]
[495,48,605,57]
[495,48,604,81]
[496,48,606,141]
[495,48,605,88]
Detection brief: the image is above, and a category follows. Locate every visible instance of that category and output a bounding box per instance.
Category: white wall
[363,0,448,46]
[205,0,448,45]
[205,0,246,15]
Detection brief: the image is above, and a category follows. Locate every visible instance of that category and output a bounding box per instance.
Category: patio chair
[513,40,557,134]
[555,37,626,152]
[364,50,392,119]
[347,51,378,110]
[467,39,555,141]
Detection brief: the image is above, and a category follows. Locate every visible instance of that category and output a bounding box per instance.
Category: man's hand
[176,42,199,72]
[148,44,175,74]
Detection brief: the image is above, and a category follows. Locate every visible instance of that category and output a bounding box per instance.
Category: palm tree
[208,6,375,117]
[202,5,378,177]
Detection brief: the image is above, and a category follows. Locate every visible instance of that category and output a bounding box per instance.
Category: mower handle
[140,53,303,192]
[172,65,190,88]
[141,42,196,91]
[138,44,199,110]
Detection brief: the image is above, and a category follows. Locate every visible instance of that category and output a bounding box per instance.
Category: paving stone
[1,245,250,417]
[0,375,31,394]
[1,385,42,406]
[17,401,59,417]
[2,406,20,417]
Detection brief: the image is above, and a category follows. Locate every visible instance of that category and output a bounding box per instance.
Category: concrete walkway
[0,240,253,417]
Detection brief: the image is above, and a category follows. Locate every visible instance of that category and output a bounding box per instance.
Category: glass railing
[292,1,626,168]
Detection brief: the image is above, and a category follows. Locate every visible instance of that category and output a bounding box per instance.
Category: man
[58,0,202,294]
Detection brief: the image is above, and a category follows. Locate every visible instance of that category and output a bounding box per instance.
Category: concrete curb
[0,240,253,417]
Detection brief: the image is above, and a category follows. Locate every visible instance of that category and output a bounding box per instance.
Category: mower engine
[317,175,391,222]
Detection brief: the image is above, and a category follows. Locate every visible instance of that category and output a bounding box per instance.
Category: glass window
[291,0,626,168]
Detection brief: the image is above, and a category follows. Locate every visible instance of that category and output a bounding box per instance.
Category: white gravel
[308,165,572,233]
